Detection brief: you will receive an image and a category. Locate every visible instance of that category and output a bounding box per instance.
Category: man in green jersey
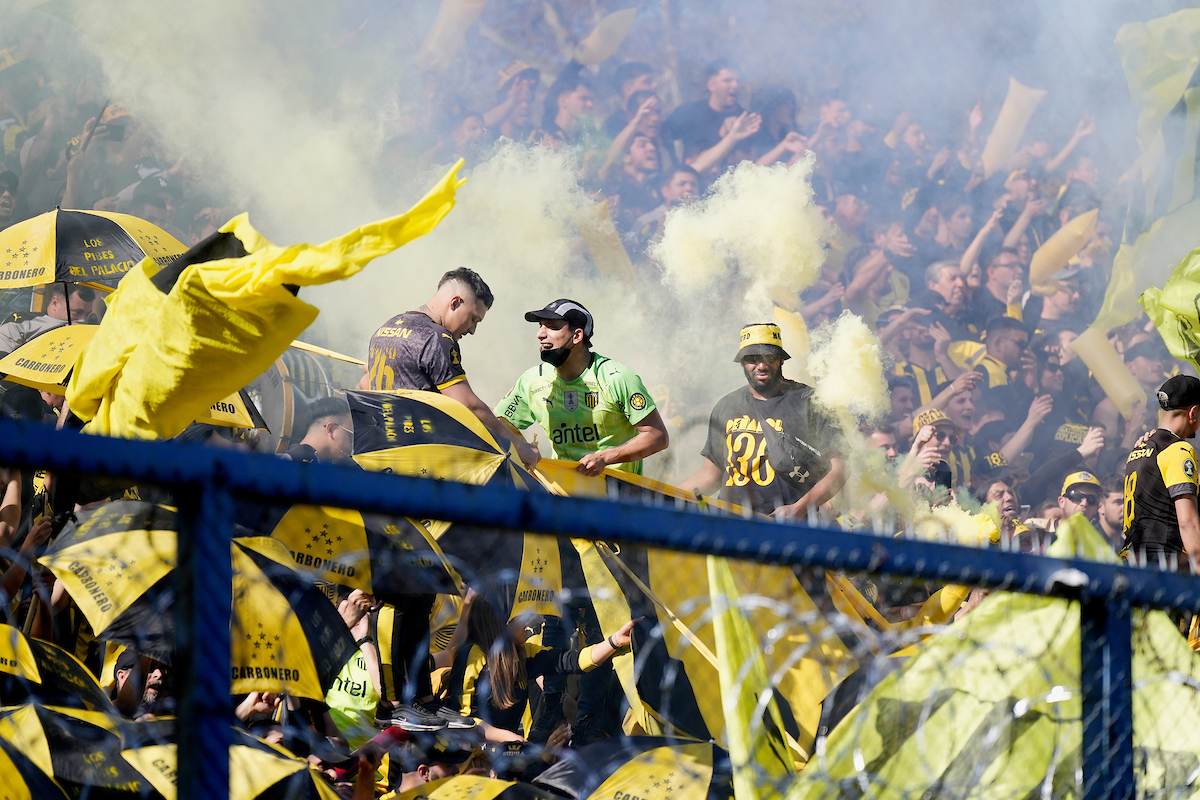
[496,299,669,475]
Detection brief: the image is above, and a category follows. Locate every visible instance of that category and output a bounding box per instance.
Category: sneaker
[375,703,445,732]
[410,699,477,729]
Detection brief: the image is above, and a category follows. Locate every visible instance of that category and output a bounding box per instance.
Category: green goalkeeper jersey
[495,353,657,474]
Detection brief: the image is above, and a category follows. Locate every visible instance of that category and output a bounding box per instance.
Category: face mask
[539,341,574,368]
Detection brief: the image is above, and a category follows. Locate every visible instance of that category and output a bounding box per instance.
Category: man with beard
[679,323,845,519]
[496,299,668,476]
[110,650,172,719]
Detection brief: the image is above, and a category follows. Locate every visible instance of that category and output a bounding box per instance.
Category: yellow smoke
[651,154,830,315]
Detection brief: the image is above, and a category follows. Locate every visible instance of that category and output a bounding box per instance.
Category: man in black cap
[679,323,845,518]
[1123,375,1200,571]
[495,298,668,477]
[387,733,472,793]
[0,170,17,231]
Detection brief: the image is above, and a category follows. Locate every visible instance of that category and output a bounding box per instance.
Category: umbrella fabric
[120,718,341,800]
[0,324,269,430]
[39,502,356,699]
[0,624,115,712]
[65,160,463,441]
[0,703,155,795]
[231,537,356,700]
[389,774,563,800]
[533,736,731,800]
[0,208,186,290]
[0,732,68,800]
[269,504,459,597]
[348,390,562,621]
[38,500,177,662]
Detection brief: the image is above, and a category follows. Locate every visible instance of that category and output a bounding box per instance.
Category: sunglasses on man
[1064,488,1099,505]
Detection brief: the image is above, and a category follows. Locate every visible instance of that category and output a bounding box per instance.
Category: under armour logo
[789,467,810,481]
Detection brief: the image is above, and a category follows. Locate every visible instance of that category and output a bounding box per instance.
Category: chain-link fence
[2,418,1197,800]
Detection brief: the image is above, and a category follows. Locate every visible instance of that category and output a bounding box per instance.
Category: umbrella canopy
[0,324,269,429]
[39,502,355,700]
[0,703,158,796]
[231,536,356,700]
[268,504,459,598]
[0,731,69,800]
[348,390,562,620]
[0,624,115,712]
[533,736,732,800]
[0,208,186,290]
[120,717,341,800]
[391,774,563,799]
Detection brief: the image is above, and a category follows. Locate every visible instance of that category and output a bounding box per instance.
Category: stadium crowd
[0,11,1196,800]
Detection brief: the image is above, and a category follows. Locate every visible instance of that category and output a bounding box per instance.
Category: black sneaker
[375,703,445,731]
[410,699,477,729]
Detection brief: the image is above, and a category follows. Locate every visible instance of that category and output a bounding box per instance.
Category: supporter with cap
[484,60,539,141]
[0,170,16,231]
[1123,375,1200,571]
[679,323,845,519]
[497,299,668,476]
[1058,470,1101,523]
[908,408,958,489]
[1033,268,1084,333]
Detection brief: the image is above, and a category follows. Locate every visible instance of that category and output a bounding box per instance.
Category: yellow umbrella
[0,208,186,291]
[0,703,154,795]
[0,624,114,712]
[388,774,562,799]
[0,324,268,429]
[121,718,341,800]
[38,501,356,700]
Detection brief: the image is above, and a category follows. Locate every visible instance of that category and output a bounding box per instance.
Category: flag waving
[1094,10,1200,331]
[66,160,465,440]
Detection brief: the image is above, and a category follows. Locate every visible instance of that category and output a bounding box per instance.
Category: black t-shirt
[1125,428,1200,556]
[663,99,744,155]
[700,381,840,514]
[367,311,466,392]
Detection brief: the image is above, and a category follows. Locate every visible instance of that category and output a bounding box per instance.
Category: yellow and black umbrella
[532,736,731,800]
[38,501,356,700]
[0,208,185,291]
[389,774,562,799]
[347,390,562,620]
[121,717,341,800]
[0,323,269,429]
[348,389,541,489]
[0,729,69,800]
[268,505,459,598]
[0,624,115,712]
[0,703,159,796]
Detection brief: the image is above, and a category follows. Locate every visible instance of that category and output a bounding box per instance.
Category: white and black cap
[524,299,594,339]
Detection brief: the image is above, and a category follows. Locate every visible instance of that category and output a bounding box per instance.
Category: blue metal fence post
[175,474,233,800]
[1080,595,1135,800]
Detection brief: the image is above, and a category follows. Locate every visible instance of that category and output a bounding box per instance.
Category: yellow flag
[708,555,794,799]
[67,161,464,439]
[980,78,1047,179]
[1094,10,1200,331]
